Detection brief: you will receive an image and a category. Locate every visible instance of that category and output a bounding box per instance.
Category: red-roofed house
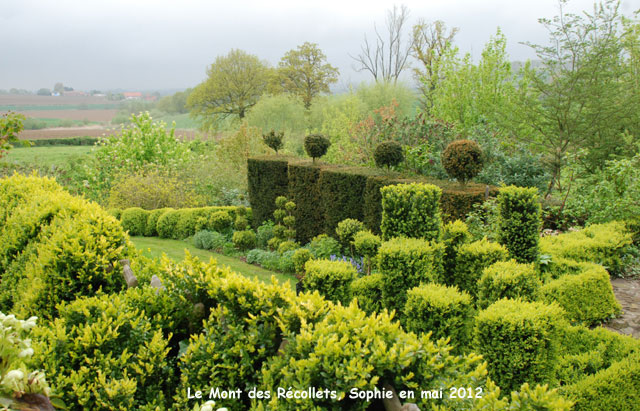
[123,92,142,100]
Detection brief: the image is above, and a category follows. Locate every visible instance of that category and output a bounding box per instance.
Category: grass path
[130,236,295,288]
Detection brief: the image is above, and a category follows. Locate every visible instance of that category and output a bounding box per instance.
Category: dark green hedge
[288,161,325,244]
[30,136,101,146]
[248,156,497,241]
[319,167,370,236]
[247,156,291,228]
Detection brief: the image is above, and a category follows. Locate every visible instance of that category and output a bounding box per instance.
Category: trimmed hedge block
[156,209,180,239]
[378,237,445,314]
[289,161,325,244]
[453,238,508,296]
[145,208,171,237]
[562,353,640,411]
[541,266,621,325]
[477,260,541,309]
[497,186,542,263]
[121,207,149,236]
[350,273,384,315]
[557,325,640,386]
[303,259,357,304]
[380,182,443,241]
[403,283,473,347]
[248,156,497,239]
[442,220,472,285]
[319,168,369,236]
[247,156,290,227]
[540,221,633,277]
[545,256,604,280]
[474,298,565,392]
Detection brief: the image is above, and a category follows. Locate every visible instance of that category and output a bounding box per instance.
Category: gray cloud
[1,0,638,91]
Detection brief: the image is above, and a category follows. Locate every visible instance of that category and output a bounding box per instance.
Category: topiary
[232,230,256,251]
[262,130,284,154]
[335,218,365,256]
[303,259,357,304]
[304,134,330,163]
[441,139,484,184]
[292,248,313,275]
[374,141,404,169]
[353,230,381,275]
[209,210,234,234]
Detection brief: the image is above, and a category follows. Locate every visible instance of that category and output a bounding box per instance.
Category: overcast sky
[1,0,639,92]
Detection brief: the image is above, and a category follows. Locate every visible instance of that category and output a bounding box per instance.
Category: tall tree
[513,0,638,195]
[411,20,458,112]
[429,29,516,135]
[278,42,339,109]
[187,49,271,126]
[351,4,412,83]
[53,82,64,94]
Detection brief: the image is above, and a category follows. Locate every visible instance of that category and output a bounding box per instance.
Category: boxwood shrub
[453,238,508,296]
[261,302,492,410]
[474,298,565,393]
[232,230,257,251]
[378,237,445,314]
[540,221,633,277]
[403,283,474,348]
[541,266,621,325]
[497,186,541,263]
[156,209,180,239]
[561,352,640,411]
[0,175,131,319]
[380,182,443,241]
[145,208,172,237]
[302,259,357,304]
[121,207,149,236]
[477,260,541,309]
[350,273,384,315]
[31,293,173,410]
[175,273,301,410]
[442,220,472,285]
[557,325,640,386]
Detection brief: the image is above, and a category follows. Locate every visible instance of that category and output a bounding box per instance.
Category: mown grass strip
[130,236,296,288]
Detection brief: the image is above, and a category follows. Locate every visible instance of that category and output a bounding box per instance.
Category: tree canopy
[278,42,339,109]
[187,49,271,126]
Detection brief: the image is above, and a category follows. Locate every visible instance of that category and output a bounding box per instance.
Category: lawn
[130,236,296,287]
[3,146,93,168]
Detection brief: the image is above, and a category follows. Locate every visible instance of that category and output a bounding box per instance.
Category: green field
[153,112,201,129]
[3,146,94,168]
[0,103,121,111]
[130,236,295,287]
[23,117,98,129]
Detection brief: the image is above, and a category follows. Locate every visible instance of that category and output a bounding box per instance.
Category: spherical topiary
[441,139,484,184]
[374,141,404,169]
[304,134,330,163]
[263,130,284,154]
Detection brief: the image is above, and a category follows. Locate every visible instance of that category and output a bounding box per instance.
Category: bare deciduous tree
[350,4,412,83]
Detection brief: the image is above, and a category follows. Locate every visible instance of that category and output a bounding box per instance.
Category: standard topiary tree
[441,139,484,184]
[374,141,404,169]
[262,130,284,154]
[304,134,330,163]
